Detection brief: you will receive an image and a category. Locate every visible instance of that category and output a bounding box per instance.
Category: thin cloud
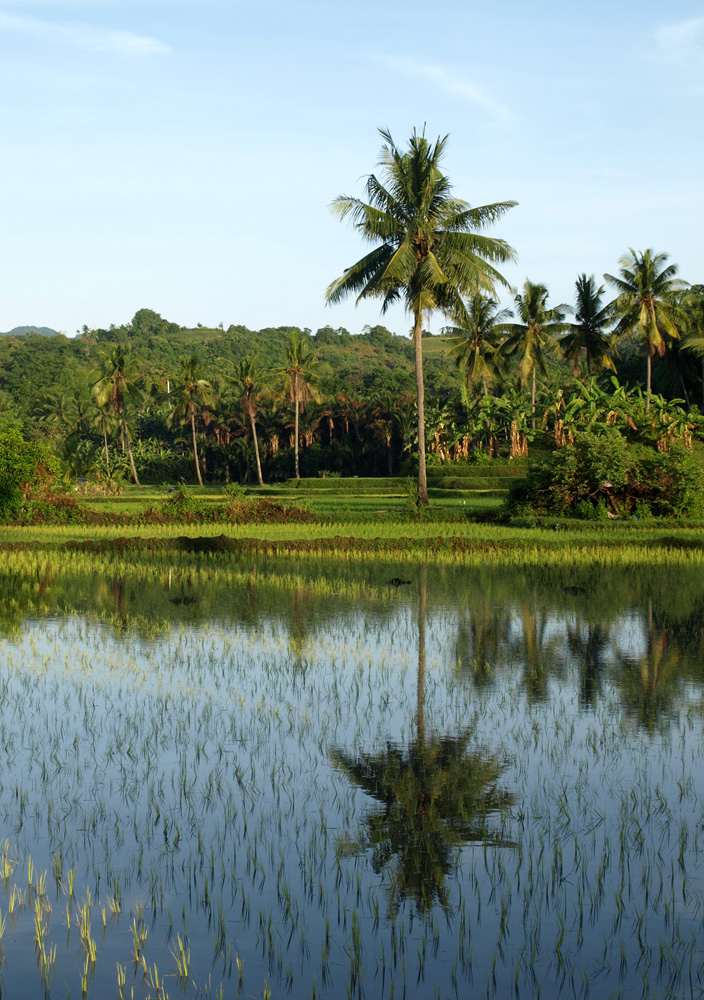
[0,11,169,54]
[380,56,510,122]
[654,16,704,61]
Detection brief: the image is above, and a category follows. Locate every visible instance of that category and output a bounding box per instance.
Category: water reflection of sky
[1,562,704,999]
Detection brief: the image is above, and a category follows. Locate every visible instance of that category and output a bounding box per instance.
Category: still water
[0,557,703,999]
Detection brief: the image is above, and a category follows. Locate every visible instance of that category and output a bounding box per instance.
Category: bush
[629,447,704,517]
[0,430,59,521]
[160,484,208,518]
[508,431,704,518]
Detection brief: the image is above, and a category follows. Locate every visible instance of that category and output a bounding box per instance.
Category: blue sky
[2,0,703,337]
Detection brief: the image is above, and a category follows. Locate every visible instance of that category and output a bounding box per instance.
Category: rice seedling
[0,556,698,997]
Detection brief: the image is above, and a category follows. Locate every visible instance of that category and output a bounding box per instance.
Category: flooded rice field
[1,557,704,999]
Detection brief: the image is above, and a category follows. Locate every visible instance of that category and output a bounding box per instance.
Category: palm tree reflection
[565,621,611,709]
[330,565,515,914]
[617,600,684,730]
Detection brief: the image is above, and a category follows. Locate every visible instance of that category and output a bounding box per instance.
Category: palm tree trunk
[482,376,489,396]
[122,415,141,487]
[103,429,110,474]
[191,412,204,487]
[413,309,428,504]
[250,411,265,487]
[646,354,652,415]
[677,367,691,408]
[294,383,300,480]
[531,367,537,430]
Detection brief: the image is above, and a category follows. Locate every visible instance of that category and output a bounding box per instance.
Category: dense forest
[1,271,704,489]
[4,129,704,497]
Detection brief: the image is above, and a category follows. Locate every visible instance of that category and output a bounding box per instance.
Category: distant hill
[1,326,58,337]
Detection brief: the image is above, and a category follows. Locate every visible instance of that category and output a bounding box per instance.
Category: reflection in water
[617,599,686,729]
[0,556,704,998]
[330,735,514,914]
[331,566,515,914]
[566,621,610,708]
[4,558,704,729]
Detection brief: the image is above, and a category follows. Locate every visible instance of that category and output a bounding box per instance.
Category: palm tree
[369,392,399,475]
[33,391,79,438]
[170,355,216,487]
[221,357,272,487]
[90,401,117,475]
[444,292,512,396]
[561,274,616,376]
[326,127,516,503]
[274,330,322,480]
[604,249,688,413]
[91,346,143,487]
[500,280,570,427]
[680,285,704,413]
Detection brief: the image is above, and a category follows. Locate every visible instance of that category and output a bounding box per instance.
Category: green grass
[3,518,704,571]
[74,480,503,520]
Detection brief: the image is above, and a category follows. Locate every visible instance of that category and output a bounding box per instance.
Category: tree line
[2,127,704,492]
[325,127,704,501]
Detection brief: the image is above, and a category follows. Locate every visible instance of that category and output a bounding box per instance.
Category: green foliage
[575,499,609,521]
[161,485,209,518]
[628,447,704,517]
[512,431,704,518]
[0,430,58,521]
[223,483,247,501]
[288,477,407,494]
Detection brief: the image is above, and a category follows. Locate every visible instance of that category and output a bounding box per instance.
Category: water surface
[1,558,703,999]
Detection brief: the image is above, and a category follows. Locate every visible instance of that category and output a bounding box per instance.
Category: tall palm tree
[221,357,272,487]
[500,280,570,427]
[604,249,688,413]
[170,355,216,487]
[561,274,616,376]
[443,292,511,396]
[326,127,516,503]
[91,346,143,487]
[274,330,322,480]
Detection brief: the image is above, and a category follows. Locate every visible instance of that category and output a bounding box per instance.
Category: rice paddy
[0,555,703,998]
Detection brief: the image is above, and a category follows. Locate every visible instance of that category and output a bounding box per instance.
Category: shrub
[161,485,208,518]
[508,431,704,518]
[0,430,59,521]
[628,447,704,517]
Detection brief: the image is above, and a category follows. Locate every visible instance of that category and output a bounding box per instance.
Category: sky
[1,0,703,337]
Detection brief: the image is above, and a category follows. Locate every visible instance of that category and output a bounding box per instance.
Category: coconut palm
[444,293,511,396]
[680,285,704,412]
[561,274,616,376]
[170,355,217,487]
[368,392,398,475]
[221,357,272,487]
[500,281,570,427]
[326,127,516,503]
[604,249,688,413]
[34,391,79,437]
[90,402,118,475]
[274,330,322,480]
[91,346,143,487]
